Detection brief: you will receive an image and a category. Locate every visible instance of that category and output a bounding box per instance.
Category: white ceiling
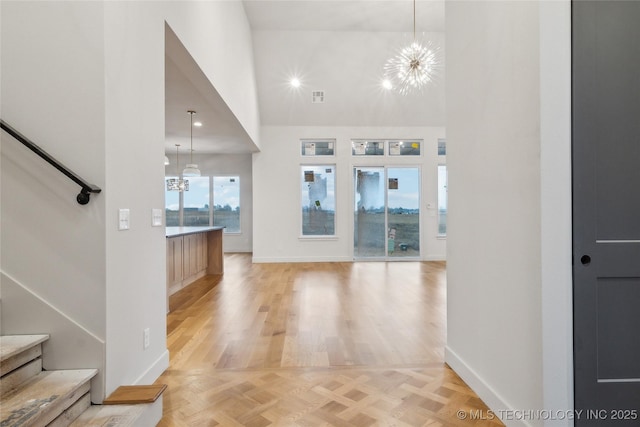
[242,0,445,32]
[165,0,445,154]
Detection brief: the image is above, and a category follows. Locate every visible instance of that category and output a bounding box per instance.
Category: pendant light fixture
[182,110,201,177]
[168,144,186,191]
[384,0,440,94]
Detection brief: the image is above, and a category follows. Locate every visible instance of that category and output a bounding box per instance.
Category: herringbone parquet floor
[156,254,504,427]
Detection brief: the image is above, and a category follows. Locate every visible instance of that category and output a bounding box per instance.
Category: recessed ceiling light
[382,79,393,90]
[291,78,301,88]
[193,121,202,127]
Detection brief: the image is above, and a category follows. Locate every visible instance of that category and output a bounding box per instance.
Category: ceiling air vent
[312,90,325,104]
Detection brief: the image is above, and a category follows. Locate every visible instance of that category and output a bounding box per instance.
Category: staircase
[0,335,96,426]
[0,335,160,426]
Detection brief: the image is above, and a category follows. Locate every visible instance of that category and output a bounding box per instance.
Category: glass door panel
[387,168,420,258]
[354,167,385,258]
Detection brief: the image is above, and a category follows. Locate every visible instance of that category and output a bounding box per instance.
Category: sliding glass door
[354,167,420,260]
[354,167,385,257]
[387,167,420,258]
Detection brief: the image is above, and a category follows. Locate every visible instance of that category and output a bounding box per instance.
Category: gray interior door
[573,1,640,424]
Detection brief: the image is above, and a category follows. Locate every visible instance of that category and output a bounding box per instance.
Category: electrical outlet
[143,328,150,350]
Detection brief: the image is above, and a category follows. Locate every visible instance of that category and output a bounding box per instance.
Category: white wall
[1,0,106,338]
[539,1,573,425]
[445,2,544,426]
[103,1,169,392]
[1,0,260,401]
[0,0,108,398]
[253,125,446,262]
[161,1,261,148]
[102,0,259,391]
[165,152,253,252]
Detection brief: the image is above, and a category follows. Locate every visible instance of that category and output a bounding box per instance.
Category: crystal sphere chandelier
[384,0,440,94]
[168,144,186,192]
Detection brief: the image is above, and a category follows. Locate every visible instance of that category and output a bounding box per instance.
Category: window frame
[437,164,448,238]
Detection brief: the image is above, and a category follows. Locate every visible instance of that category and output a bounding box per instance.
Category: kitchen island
[166,226,224,298]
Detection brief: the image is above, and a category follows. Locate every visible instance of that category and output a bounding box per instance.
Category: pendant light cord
[413,0,416,42]
[189,111,194,164]
[175,144,180,174]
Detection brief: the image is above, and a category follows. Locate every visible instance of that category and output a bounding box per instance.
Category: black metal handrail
[1,119,102,205]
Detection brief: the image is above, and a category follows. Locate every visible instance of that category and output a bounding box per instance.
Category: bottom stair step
[0,368,97,427]
[71,384,167,426]
[69,404,146,427]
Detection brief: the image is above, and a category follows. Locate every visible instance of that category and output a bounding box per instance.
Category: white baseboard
[134,349,170,386]
[252,256,353,263]
[252,256,446,263]
[445,346,531,427]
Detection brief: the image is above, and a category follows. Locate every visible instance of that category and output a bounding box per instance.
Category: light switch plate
[118,209,130,230]
[152,208,163,227]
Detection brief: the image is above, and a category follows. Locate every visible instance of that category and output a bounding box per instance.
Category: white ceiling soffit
[242,0,445,32]
[165,24,258,155]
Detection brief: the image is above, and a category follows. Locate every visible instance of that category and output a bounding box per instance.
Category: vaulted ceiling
[165,0,445,154]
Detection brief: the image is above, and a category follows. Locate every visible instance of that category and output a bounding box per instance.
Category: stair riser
[0,358,42,398]
[0,344,42,376]
[1,376,92,427]
[31,380,91,427]
[47,392,91,427]
[1,335,100,427]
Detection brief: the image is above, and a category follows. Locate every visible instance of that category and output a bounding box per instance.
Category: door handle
[580,255,591,265]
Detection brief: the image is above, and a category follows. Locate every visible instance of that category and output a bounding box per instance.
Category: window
[164,175,240,232]
[301,165,336,236]
[351,140,384,156]
[388,140,421,156]
[438,138,447,156]
[213,177,240,233]
[438,165,448,236]
[183,177,210,226]
[165,176,180,226]
[301,139,335,156]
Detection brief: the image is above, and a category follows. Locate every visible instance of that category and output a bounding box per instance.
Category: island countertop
[165,226,225,238]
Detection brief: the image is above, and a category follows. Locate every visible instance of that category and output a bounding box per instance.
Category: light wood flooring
[156,254,503,426]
